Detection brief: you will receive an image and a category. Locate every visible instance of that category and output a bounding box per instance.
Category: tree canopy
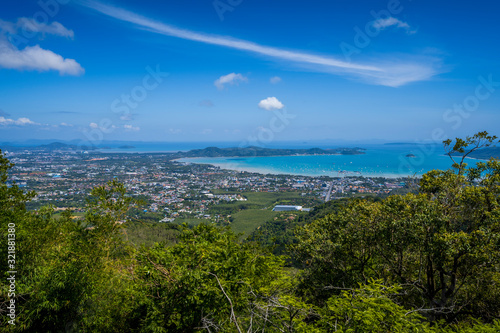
[294,132,500,323]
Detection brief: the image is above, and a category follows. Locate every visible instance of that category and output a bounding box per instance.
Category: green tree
[314,280,437,333]
[0,159,143,332]
[135,223,290,332]
[0,150,36,330]
[294,132,500,323]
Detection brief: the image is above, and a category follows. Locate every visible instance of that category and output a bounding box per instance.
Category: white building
[272,205,303,212]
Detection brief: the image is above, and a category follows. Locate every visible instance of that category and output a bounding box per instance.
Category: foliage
[228,209,279,235]
[293,132,500,323]
[314,280,436,333]
[124,220,179,247]
[0,165,144,332]
[249,199,349,257]
[135,223,288,332]
[1,132,500,331]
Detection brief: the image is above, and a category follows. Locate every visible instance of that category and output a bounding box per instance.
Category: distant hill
[0,142,98,152]
[180,146,365,158]
[0,142,366,157]
[39,142,75,150]
[462,147,500,160]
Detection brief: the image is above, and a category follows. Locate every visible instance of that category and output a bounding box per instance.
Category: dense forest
[1,132,500,332]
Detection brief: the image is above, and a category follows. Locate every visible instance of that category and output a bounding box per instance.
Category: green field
[229,209,278,235]
[178,191,316,236]
[241,191,304,208]
[211,190,305,207]
[219,191,308,235]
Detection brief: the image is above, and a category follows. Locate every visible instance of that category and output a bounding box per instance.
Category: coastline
[442,154,490,161]
[174,156,415,179]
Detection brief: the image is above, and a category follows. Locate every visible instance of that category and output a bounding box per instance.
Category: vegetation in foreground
[1,132,500,332]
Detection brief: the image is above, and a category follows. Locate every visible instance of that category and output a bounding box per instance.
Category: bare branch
[206,271,243,333]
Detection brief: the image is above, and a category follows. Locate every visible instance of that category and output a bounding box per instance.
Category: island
[175,146,366,158]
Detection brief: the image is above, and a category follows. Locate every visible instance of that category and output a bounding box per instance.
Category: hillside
[180,146,365,157]
[468,146,500,159]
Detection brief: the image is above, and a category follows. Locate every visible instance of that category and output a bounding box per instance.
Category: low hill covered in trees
[178,146,365,158]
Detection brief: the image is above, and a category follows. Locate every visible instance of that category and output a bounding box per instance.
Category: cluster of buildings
[4,150,411,222]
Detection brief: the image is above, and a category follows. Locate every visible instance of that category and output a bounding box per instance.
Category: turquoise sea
[176,144,482,178]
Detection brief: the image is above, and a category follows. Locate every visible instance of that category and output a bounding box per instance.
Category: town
[5,149,413,233]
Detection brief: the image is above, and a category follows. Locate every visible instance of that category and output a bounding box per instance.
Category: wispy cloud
[90,122,136,132]
[199,99,214,107]
[258,97,284,111]
[77,0,441,87]
[214,73,248,90]
[270,76,282,84]
[0,18,74,38]
[124,124,140,131]
[0,116,40,126]
[120,113,135,121]
[0,18,84,75]
[372,17,415,34]
[0,116,77,130]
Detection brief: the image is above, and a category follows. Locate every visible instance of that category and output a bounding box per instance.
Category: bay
[176,144,483,178]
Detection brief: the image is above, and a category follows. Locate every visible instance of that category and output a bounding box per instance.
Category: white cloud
[0,18,83,75]
[352,60,440,87]
[214,73,248,90]
[79,0,441,87]
[270,76,282,84]
[258,97,284,111]
[16,18,74,38]
[124,124,140,131]
[16,117,37,125]
[79,1,378,72]
[372,17,414,34]
[89,122,99,128]
[0,117,76,129]
[0,116,39,126]
[0,43,84,75]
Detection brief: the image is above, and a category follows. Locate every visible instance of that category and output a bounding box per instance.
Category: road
[325,182,334,202]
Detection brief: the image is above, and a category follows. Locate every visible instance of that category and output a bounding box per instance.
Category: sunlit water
[176,144,482,178]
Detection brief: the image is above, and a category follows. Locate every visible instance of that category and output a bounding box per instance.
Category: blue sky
[0,0,499,146]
